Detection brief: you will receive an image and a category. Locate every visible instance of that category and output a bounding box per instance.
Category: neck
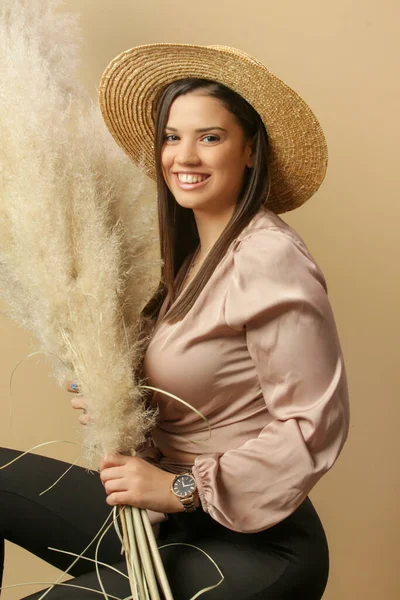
[193,206,235,256]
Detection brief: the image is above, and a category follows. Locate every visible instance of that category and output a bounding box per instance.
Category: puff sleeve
[191,227,349,533]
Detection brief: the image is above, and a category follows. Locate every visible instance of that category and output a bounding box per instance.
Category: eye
[202,135,220,143]
[163,134,179,142]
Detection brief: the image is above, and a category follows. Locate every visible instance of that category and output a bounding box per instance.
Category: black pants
[0,448,329,599]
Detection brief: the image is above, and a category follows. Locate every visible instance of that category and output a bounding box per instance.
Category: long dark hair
[141,78,271,327]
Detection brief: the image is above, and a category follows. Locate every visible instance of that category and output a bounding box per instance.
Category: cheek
[213,151,246,184]
[161,147,172,173]
[160,151,172,186]
[205,152,229,182]
[213,147,244,171]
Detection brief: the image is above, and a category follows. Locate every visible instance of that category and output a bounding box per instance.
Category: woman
[0,44,349,599]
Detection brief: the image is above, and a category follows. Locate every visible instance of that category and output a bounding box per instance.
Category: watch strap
[180,495,197,512]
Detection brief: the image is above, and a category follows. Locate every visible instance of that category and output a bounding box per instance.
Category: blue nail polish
[71,383,77,391]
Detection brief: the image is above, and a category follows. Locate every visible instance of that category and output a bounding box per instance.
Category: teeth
[178,173,208,184]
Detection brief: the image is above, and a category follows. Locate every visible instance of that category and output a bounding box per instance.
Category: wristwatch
[171,472,198,512]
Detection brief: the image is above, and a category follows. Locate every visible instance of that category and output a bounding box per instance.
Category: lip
[173,173,210,190]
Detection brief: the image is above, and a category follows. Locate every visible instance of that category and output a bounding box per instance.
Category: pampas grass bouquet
[0,0,177,598]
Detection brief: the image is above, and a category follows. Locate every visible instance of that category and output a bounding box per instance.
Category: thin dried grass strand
[158,542,225,600]
[127,514,151,600]
[36,509,115,600]
[48,547,129,579]
[125,507,147,600]
[141,571,151,600]
[140,385,211,443]
[39,455,82,496]
[0,581,123,600]
[95,513,122,600]
[113,506,125,548]
[120,308,131,355]
[141,509,174,600]
[59,328,90,394]
[120,507,140,600]
[131,507,161,600]
[119,509,134,573]
[0,440,86,471]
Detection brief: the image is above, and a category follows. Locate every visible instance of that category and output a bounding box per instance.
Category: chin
[174,198,207,211]
[172,192,209,210]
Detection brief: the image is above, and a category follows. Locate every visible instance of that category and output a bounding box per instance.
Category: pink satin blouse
[143,209,349,533]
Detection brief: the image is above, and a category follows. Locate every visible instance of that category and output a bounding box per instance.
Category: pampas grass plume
[0,0,159,459]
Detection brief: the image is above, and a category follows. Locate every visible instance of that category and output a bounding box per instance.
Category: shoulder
[233,209,327,290]
[224,210,330,330]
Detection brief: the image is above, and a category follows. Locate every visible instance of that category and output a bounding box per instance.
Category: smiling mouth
[176,173,210,184]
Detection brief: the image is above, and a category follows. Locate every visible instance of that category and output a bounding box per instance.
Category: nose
[175,139,201,166]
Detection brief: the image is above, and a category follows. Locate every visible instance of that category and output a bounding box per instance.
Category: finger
[70,397,85,410]
[100,466,125,483]
[100,453,128,471]
[104,478,127,495]
[78,413,90,426]
[66,381,80,394]
[106,492,135,507]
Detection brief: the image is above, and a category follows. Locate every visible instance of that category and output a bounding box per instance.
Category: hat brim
[99,43,328,213]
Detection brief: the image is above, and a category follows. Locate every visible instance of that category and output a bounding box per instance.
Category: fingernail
[71,383,78,391]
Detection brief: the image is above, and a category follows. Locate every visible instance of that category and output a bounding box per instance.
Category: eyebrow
[165,126,227,133]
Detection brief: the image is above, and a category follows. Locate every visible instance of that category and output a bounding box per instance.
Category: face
[161,92,254,218]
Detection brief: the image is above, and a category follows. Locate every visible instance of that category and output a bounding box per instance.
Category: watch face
[172,474,196,498]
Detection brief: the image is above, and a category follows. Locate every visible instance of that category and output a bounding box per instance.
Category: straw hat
[99,43,328,213]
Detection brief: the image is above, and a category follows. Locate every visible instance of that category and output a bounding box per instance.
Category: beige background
[1,0,399,598]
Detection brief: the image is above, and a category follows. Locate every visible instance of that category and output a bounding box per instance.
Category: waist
[151,410,269,460]
[156,442,198,467]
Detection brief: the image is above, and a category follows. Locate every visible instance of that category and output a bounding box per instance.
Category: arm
[192,228,349,533]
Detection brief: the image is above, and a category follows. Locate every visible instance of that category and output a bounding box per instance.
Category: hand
[65,381,90,427]
[100,453,184,514]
